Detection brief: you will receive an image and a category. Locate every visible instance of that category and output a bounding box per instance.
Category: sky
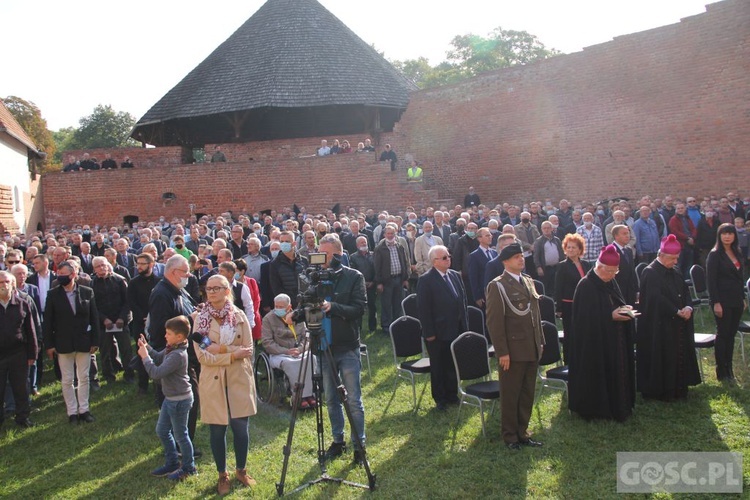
[1,0,718,131]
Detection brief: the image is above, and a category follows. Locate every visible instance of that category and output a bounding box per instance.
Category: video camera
[297,252,336,332]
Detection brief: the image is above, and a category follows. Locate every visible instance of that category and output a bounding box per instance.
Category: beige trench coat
[195,307,257,424]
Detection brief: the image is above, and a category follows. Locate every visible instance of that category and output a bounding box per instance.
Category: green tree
[69,104,138,150]
[3,96,58,173]
[391,27,559,89]
[52,127,76,164]
[447,27,559,76]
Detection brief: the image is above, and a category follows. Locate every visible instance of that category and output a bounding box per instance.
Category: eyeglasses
[7,260,20,265]
[434,255,451,261]
[206,286,228,293]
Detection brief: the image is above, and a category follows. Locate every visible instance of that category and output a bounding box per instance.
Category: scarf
[197,300,237,344]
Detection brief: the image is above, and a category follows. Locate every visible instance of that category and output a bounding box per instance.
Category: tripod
[276,324,376,496]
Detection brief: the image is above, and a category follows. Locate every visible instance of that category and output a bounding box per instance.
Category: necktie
[444,274,458,298]
[486,249,492,260]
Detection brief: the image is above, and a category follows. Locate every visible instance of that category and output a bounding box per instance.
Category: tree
[391,27,559,89]
[3,96,58,173]
[52,127,76,164]
[68,104,138,150]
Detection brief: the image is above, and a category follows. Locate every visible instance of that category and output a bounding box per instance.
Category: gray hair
[274,293,291,306]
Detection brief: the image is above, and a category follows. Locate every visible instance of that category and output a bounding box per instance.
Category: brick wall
[0,185,19,233]
[45,0,750,227]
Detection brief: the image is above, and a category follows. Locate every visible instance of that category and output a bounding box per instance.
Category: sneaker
[167,467,197,481]
[151,463,181,477]
[325,441,346,461]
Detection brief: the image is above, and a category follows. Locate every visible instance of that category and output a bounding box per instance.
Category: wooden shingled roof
[133,0,416,144]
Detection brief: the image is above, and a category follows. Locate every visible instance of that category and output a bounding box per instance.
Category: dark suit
[116,252,137,277]
[706,248,745,380]
[79,254,94,275]
[27,271,56,313]
[417,268,468,405]
[43,285,100,354]
[468,247,497,306]
[483,256,505,294]
[614,244,638,306]
[486,272,544,445]
[434,224,452,247]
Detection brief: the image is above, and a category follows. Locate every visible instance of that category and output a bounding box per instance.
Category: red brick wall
[45,0,750,227]
[394,0,750,205]
[42,151,437,227]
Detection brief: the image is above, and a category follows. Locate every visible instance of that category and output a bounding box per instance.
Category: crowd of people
[1,187,748,485]
[62,152,134,171]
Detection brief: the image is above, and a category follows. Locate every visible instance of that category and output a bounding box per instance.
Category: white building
[0,99,45,234]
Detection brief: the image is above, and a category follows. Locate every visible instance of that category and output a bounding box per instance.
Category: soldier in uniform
[485,243,545,450]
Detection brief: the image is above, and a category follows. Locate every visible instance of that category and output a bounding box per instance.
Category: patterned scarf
[196,300,237,338]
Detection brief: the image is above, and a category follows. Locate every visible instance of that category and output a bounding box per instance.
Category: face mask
[234,273,241,281]
[175,244,183,249]
[379,220,386,226]
[280,242,292,253]
[319,231,327,236]
[178,276,189,289]
[271,250,280,259]
[254,229,261,235]
[706,212,714,218]
[521,218,530,224]
[408,218,416,224]
[478,210,484,216]
[274,308,287,317]
[83,230,90,235]
[57,275,72,286]
[424,231,432,238]
[491,216,499,221]
[596,210,604,216]
[465,231,476,239]
[551,224,559,230]
[334,227,342,234]
[358,246,369,253]
[385,235,395,243]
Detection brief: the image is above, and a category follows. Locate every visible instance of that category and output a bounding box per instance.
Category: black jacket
[297,263,366,352]
[91,273,131,325]
[706,249,745,308]
[128,273,160,336]
[148,279,195,350]
[44,285,100,353]
[269,252,308,309]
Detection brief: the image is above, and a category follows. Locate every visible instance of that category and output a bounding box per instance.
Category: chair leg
[740,333,746,365]
[478,400,486,437]
[410,374,418,412]
[455,396,464,430]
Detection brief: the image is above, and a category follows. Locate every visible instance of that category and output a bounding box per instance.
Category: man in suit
[417,245,468,410]
[612,225,638,306]
[433,211,452,245]
[468,228,497,308]
[44,261,100,424]
[483,234,517,293]
[114,238,137,277]
[349,236,378,332]
[485,243,545,450]
[79,242,94,275]
[514,212,541,280]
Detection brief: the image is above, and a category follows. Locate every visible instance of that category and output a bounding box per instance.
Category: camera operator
[294,234,367,466]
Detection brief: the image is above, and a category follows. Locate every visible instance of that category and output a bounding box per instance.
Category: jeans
[321,347,365,449]
[58,351,91,416]
[209,417,249,472]
[156,396,195,471]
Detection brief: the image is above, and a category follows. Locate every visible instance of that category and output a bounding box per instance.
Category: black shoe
[436,402,448,411]
[69,415,80,425]
[506,442,522,451]
[325,442,346,461]
[519,438,543,447]
[353,449,365,466]
[15,418,34,428]
[79,412,95,423]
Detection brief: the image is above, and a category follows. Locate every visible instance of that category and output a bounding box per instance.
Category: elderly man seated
[260,293,317,409]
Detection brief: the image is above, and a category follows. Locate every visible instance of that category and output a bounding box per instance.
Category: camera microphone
[190,332,212,349]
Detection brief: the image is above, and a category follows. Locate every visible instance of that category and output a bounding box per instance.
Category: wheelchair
[254,348,290,404]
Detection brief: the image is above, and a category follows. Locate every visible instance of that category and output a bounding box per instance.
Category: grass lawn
[1,307,749,499]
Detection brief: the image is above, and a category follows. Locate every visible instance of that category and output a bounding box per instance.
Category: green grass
[2,308,750,499]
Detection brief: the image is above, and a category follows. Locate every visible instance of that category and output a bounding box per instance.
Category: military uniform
[485,271,544,445]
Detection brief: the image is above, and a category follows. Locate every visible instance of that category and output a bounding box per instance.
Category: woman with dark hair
[706,223,746,384]
[554,233,592,364]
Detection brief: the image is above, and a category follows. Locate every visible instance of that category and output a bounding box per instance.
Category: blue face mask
[280,242,292,253]
[234,273,241,281]
[424,231,432,237]
[274,308,287,317]
[465,231,476,238]
[271,250,279,259]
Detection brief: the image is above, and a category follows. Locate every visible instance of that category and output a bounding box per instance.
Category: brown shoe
[217,472,231,496]
[235,468,257,487]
